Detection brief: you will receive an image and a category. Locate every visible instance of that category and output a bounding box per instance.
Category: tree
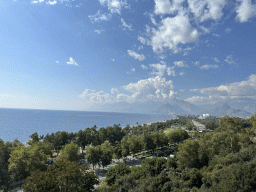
[105,163,131,186]
[100,141,113,168]
[142,133,157,153]
[127,136,142,156]
[0,140,13,190]
[176,139,200,169]
[8,144,48,181]
[250,114,256,128]
[167,128,189,144]
[121,138,130,159]
[85,146,101,169]
[23,160,98,192]
[29,132,44,144]
[57,143,79,162]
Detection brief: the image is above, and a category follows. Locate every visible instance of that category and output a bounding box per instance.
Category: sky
[0,0,256,111]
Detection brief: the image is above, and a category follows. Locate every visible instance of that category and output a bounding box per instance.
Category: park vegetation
[0,114,256,191]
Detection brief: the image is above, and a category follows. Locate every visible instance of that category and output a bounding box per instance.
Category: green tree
[127,136,142,156]
[100,141,113,168]
[23,160,98,192]
[177,139,200,169]
[142,133,157,153]
[85,145,101,169]
[8,144,48,181]
[121,138,130,159]
[28,132,44,144]
[167,128,189,144]
[105,163,131,186]
[57,143,79,162]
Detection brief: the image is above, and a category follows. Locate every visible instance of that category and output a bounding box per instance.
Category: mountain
[209,103,252,118]
[154,103,187,115]
[170,98,202,114]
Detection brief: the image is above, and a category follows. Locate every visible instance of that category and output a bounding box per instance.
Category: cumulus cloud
[236,0,256,22]
[32,0,44,3]
[141,65,148,70]
[89,11,112,22]
[46,0,57,5]
[121,18,132,30]
[200,74,256,97]
[225,28,232,33]
[194,61,200,66]
[127,50,146,61]
[131,68,135,72]
[150,62,175,77]
[111,88,119,95]
[154,0,185,15]
[150,14,200,53]
[99,0,127,14]
[213,57,219,63]
[94,29,105,34]
[200,64,218,70]
[188,0,227,22]
[186,74,256,105]
[173,60,187,67]
[225,55,236,65]
[124,76,175,102]
[79,89,113,103]
[79,76,176,104]
[67,57,78,66]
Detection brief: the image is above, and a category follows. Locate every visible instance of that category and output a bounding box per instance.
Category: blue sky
[1,0,256,111]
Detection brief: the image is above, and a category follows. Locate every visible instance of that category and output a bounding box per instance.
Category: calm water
[0,108,172,143]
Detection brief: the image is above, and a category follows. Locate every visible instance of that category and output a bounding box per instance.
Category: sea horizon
[0,108,173,143]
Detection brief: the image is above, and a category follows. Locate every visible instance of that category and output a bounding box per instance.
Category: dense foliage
[1,115,256,191]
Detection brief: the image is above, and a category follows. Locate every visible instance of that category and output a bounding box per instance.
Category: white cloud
[127,50,146,61]
[79,89,113,103]
[173,60,187,67]
[111,88,119,95]
[150,62,175,77]
[188,0,227,22]
[194,61,200,66]
[141,65,148,70]
[131,68,135,72]
[213,33,220,37]
[124,76,175,102]
[67,57,78,66]
[213,57,219,63]
[94,29,105,34]
[179,72,185,76]
[236,0,256,22]
[225,28,232,33]
[121,18,132,30]
[89,11,112,22]
[200,64,218,70]
[99,0,128,14]
[200,74,256,97]
[186,75,256,105]
[154,0,185,15]
[150,14,200,53]
[46,0,57,5]
[185,96,211,105]
[225,55,236,65]
[56,61,60,63]
[32,0,44,3]
[167,66,176,76]
[138,36,149,45]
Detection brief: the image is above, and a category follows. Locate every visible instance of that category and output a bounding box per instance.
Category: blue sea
[0,108,172,143]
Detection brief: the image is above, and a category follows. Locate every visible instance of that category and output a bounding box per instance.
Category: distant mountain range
[87,98,255,118]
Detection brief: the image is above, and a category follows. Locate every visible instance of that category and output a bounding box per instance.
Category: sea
[0,108,173,143]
